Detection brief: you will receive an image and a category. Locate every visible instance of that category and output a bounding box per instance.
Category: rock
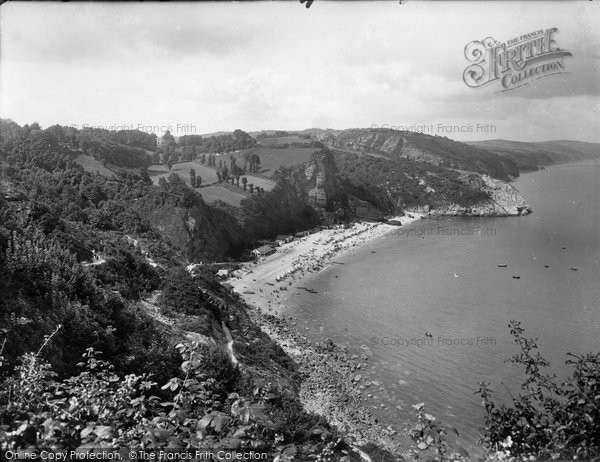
[324,338,335,350]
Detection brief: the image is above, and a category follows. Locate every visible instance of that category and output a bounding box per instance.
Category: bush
[477,320,600,461]
[158,268,217,317]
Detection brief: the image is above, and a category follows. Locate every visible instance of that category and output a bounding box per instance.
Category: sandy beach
[228,215,423,316]
[226,216,425,460]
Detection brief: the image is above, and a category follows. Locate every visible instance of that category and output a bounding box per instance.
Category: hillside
[321,129,519,181]
[270,147,530,222]
[0,125,397,460]
[467,139,600,172]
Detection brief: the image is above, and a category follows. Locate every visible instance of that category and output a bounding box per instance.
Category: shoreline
[226,217,425,459]
[228,216,423,316]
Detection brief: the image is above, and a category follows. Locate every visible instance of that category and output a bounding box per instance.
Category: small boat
[425,332,433,338]
[571,267,578,271]
[544,265,550,268]
[243,290,256,294]
[497,264,508,268]
[512,275,521,279]
[562,246,567,250]
[453,273,459,278]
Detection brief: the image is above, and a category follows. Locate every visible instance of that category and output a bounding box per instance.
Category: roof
[255,245,275,253]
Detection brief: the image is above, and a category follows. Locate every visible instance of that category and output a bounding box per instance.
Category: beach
[226,216,425,460]
[228,216,423,316]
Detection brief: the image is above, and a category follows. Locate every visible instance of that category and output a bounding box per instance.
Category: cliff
[278,147,531,221]
[407,174,531,217]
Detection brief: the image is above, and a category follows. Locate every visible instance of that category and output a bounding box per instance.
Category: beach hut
[216,269,230,279]
[276,234,294,243]
[252,245,276,259]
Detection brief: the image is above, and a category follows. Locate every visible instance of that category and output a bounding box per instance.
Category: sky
[1,1,599,142]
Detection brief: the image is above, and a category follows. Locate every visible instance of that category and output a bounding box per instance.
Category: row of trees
[220,174,263,194]
[176,129,257,153]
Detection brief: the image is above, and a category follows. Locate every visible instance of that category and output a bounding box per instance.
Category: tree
[249,183,254,194]
[151,151,161,164]
[251,154,261,173]
[236,176,240,188]
[190,169,196,188]
[242,177,247,191]
[167,173,184,185]
[162,130,176,146]
[195,176,202,187]
[216,171,222,183]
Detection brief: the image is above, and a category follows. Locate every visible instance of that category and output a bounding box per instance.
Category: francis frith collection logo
[463,28,572,91]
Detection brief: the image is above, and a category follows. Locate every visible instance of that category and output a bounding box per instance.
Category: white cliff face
[478,175,531,215]
[406,174,531,217]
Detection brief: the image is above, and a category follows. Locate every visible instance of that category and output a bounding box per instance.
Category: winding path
[221,322,239,366]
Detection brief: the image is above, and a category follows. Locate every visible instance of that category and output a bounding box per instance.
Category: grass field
[197,184,247,207]
[148,161,219,186]
[230,146,318,177]
[74,155,115,178]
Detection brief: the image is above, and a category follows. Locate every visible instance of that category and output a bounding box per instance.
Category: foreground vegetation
[477,321,599,461]
[0,124,373,460]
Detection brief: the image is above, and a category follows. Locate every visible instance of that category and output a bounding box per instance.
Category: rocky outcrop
[406,174,531,217]
[289,148,347,212]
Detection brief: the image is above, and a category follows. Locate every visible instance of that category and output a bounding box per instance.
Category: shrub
[477,320,600,461]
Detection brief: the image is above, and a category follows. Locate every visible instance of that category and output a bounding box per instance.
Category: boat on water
[512,275,521,279]
[497,264,508,268]
[571,267,578,271]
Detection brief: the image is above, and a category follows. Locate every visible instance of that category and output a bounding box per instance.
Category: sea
[281,161,600,455]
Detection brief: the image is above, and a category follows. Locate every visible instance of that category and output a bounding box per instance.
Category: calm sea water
[282,161,600,453]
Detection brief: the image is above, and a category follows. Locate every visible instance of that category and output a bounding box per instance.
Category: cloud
[1,1,599,142]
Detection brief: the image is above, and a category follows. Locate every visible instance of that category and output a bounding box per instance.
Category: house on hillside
[252,245,276,259]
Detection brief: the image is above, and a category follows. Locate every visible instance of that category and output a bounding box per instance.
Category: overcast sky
[1,2,599,142]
